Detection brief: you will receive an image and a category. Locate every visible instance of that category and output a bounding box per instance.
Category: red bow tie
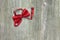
[12,7,34,27]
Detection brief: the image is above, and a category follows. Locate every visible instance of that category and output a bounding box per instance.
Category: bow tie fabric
[12,7,34,27]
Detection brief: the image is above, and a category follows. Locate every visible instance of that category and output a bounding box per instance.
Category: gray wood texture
[0,0,60,40]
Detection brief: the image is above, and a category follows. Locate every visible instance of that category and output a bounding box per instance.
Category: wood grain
[0,0,60,40]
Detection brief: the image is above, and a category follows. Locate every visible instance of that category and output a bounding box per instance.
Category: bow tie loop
[22,9,30,18]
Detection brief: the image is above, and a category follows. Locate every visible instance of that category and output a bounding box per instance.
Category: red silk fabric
[12,7,34,27]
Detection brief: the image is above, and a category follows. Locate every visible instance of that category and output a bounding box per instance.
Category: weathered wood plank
[0,0,60,40]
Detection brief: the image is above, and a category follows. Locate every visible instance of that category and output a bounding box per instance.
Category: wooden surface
[0,0,60,40]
